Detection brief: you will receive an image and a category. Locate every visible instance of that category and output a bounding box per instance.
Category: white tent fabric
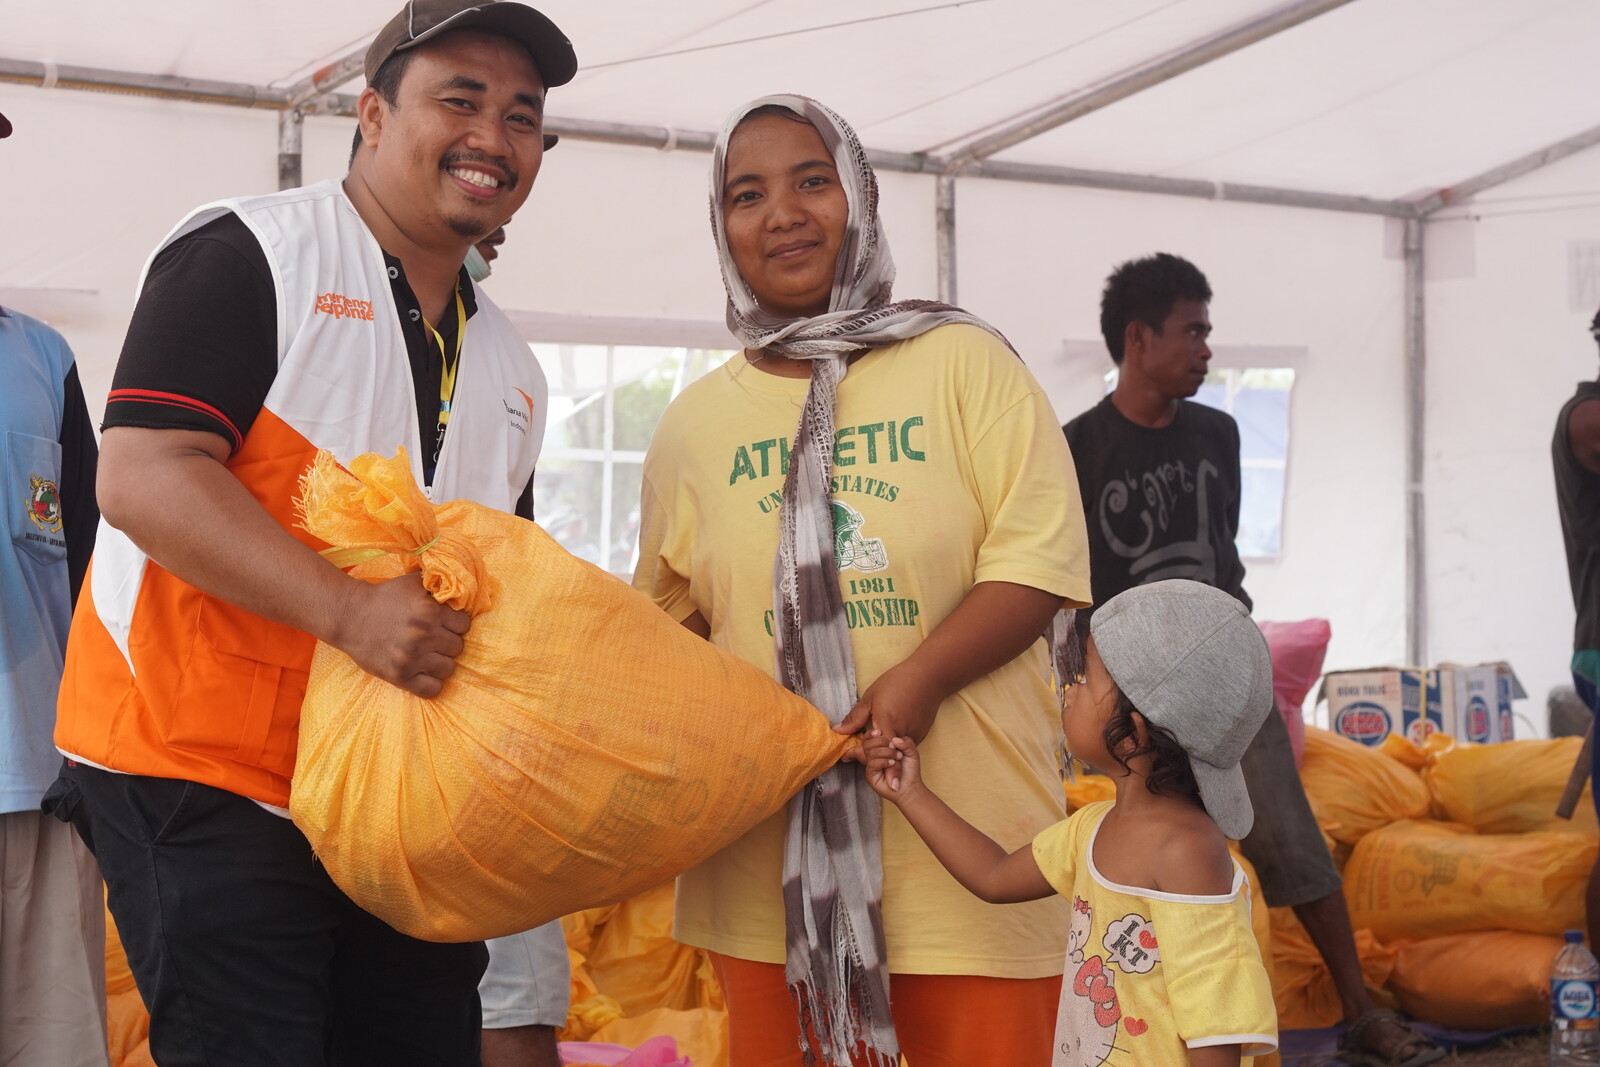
[1,0,1593,729]
[9,0,1600,201]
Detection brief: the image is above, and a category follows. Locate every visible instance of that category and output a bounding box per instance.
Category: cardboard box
[1438,662,1527,743]
[1318,668,1430,748]
[1447,664,1500,744]
[1320,662,1528,748]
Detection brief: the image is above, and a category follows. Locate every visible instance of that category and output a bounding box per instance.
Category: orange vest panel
[57,408,323,807]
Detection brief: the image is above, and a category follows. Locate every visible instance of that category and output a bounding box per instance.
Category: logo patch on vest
[313,292,375,321]
[28,474,62,533]
[503,387,534,434]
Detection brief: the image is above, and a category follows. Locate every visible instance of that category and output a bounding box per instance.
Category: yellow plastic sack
[1267,907,1396,1030]
[1298,727,1430,847]
[1387,930,1564,1029]
[105,902,157,1067]
[291,450,850,942]
[1063,773,1116,813]
[1426,737,1597,836]
[1343,820,1596,941]
[572,882,720,1018]
[1377,731,1455,772]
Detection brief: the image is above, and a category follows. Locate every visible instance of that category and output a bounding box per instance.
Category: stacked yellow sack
[1263,726,1433,1031]
[105,903,156,1067]
[562,883,728,1067]
[1330,738,1596,1030]
[1297,727,1430,854]
[291,451,849,942]
[1267,907,1397,1030]
[1387,930,1565,1029]
[1425,737,1596,836]
[1342,819,1595,941]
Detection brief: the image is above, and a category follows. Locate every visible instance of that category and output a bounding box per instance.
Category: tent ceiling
[6,0,1598,203]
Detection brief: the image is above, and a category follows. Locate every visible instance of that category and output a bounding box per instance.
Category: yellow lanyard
[425,290,468,441]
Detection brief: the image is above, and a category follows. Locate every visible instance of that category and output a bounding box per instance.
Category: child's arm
[862,733,1055,905]
[1188,1045,1241,1067]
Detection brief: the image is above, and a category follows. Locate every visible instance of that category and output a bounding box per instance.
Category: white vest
[169,178,547,506]
[90,180,546,671]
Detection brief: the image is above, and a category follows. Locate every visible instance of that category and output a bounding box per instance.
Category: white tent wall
[957,178,1409,710]
[1423,144,1600,736]
[0,86,280,412]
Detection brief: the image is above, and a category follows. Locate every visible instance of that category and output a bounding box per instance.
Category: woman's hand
[863,731,922,802]
[834,660,945,762]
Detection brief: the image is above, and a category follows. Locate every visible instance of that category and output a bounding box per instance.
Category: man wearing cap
[1554,310,1600,948]
[1063,253,1444,1067]
[0,108,110,1067]
[43,4,575,1063]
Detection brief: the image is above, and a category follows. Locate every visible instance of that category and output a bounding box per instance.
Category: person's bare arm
[680,609,711,639]
[863,733,1054,904]
[836,581,1060,745]
[1188,1044,1242,1067]
[480,1025,560,1067]
[1569,397,1600,475]
[97,426,469,697]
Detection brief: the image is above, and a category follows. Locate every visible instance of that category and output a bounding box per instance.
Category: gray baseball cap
[1090,580,1274,839]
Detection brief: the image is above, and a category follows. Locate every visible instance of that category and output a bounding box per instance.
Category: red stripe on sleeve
[106,389,244,451]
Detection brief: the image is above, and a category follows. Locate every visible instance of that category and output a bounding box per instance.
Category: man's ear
[1123,319,1146,364]
[355,86,386,151]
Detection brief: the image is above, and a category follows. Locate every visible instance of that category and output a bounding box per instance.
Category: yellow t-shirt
[635,323,1092,976]
[1032,802,1278,1065]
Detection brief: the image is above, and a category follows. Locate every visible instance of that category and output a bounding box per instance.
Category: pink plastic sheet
[1257,618,1332,768]
[559,1036,689,1067]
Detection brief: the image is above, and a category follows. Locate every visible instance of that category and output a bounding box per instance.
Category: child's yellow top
[1032,801,1278,1066]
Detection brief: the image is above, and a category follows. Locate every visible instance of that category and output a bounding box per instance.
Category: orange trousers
[710,953,1062,1067]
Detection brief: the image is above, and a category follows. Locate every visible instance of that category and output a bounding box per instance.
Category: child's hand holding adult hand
[862,730,923,801]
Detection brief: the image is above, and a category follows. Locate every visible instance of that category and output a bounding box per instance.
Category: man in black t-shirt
[1064,254,1443,1066]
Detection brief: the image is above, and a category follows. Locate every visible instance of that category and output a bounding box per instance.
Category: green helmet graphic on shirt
[831,500,888,573]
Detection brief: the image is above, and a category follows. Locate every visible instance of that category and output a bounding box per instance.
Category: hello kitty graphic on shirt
[1053,900,1161,1067]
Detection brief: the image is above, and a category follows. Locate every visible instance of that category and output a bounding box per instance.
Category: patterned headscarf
[709,94,1009,1067]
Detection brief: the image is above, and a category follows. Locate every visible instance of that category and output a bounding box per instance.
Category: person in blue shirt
[0,104,107,1067]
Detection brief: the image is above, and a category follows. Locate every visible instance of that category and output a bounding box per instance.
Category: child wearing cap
[863,579,1278,1066]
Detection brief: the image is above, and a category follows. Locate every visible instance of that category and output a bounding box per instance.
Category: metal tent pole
[0,56,1416,218]
[1403,216,1428,666]
[278,108,304,190]
[936,174,957,305]
[936,0,1356,173]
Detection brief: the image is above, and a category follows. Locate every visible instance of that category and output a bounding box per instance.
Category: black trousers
[44,761,488,1067]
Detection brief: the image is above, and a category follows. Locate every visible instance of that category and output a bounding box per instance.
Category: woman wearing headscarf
[634,96,1092,1066]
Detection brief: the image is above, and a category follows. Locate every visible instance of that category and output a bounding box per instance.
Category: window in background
[1102,366,1295,560]
[533,344,735,577]
[1193,368,1294,560]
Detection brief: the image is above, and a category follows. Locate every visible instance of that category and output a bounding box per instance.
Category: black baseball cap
[365,1,573,150]
[365,1,576,87]
[0,112,11,139]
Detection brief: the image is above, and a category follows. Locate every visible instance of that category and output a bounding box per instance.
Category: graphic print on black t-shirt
[1093,455,1225,585]
[1064,396,1249,616]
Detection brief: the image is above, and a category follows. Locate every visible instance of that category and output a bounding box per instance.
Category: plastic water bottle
[1553,930,1600,1064]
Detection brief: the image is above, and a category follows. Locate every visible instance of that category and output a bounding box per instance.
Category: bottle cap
[1567,930,1586,943]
